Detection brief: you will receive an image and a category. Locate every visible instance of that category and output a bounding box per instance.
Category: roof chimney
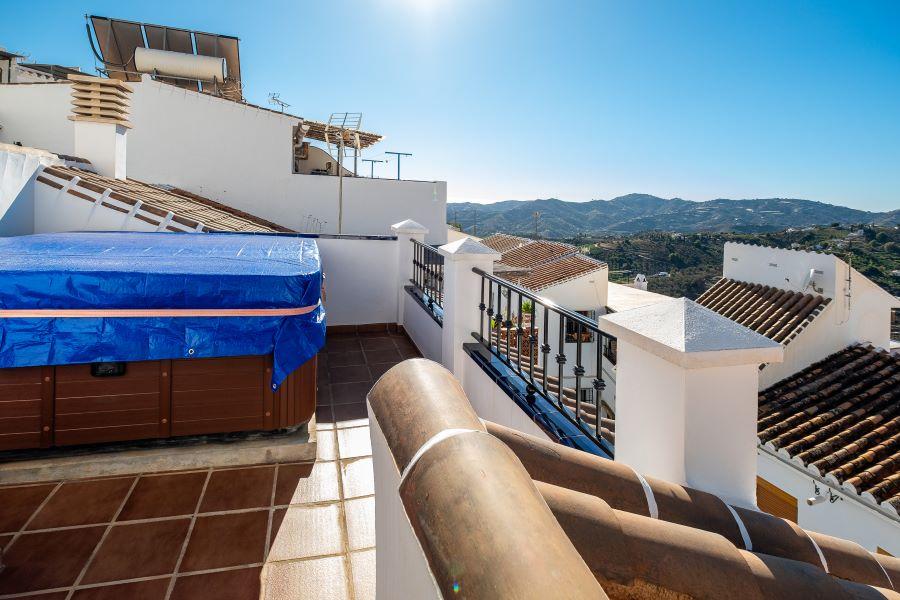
[68,74,132,180]
[601,298,783,508]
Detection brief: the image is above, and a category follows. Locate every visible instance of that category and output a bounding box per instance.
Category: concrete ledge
[0,420,316,485]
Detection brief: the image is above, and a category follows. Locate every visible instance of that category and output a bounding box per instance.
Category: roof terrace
[0,223,898,598]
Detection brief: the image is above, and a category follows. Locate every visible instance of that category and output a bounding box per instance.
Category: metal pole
[337,143,344,234]
[385,152,412,181]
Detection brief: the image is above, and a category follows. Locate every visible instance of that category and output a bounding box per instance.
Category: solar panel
[87,15,242,100]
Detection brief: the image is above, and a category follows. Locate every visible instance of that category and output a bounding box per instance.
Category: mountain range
[448,194,900,238]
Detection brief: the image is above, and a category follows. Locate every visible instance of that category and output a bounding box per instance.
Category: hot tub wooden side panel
[0,354,317,451]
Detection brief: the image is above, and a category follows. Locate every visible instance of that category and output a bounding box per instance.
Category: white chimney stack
[68,74,132,180]
[600,298,783,508]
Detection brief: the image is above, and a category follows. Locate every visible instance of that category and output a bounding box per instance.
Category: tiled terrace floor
[0,329,419,600]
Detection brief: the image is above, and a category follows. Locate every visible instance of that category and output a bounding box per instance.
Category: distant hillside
[449,194,899,238]
[579,224,900,299]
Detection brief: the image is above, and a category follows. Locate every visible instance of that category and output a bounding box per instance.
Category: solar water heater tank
[134,46,226,82]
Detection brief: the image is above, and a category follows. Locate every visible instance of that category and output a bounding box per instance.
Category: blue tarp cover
[0,232,325,388]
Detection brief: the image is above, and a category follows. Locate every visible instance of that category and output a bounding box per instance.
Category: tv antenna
[362,159,385,178]
[385,151,412,180]
[268,93,290,113]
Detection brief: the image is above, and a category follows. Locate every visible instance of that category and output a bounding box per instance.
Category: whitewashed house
[695,242,900,554]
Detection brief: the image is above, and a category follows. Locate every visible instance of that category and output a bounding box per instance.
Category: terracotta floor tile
[331,403,370,429]
[328,365,371,384]
[267,503,343,561]
[343,497,375,551]
[180,511,268,572]
[359,337,396,352]
[350,548,376,600]
[0,483,56,533]
[170,566,261,600]
[317,430,337,461]
[341,458,375,499]
[364,348,402,365]
[262,555,350,600]
[71,577,171,600]
[274,461,340,505]
[199,466,275,512]
[337,427,372,459]
[317,384,332,404]
[316,404,335,430]
[118,472,207,521]
[82,518,190,584]
[325,338,362,354]
[269,508,286,553]
[0,526,105,594]
[398,347,422,359]
[330,382,370,405]
[27,478,133,530]
[367,362,396,380]
[329,351,365,367]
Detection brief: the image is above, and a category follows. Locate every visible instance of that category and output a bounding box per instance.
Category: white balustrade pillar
[600,298,783,508]
[391,219,429,327]
[438,238,501,378]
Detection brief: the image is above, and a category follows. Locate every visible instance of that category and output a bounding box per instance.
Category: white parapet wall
[401,292,443,362]
[368,405,441,599]
[0,78,448,243]
[315,236,401,327]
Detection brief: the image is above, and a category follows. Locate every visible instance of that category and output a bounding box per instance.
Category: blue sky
[4,1,899,211]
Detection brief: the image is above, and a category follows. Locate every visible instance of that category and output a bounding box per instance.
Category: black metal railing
[411,239,444,312]
[472,267,616,450]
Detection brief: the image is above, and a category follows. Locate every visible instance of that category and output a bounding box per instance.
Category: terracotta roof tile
[479,233,530,254]
[38,166,291,233]
[696,278,830,345]
[499,240,577,269]
[370,360,900,598]
[759,344,900,509]
[514,255,606,292]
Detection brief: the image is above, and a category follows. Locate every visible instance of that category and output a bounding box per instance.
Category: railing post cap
[438,237,501,262]
[600,297,783,369]
[391,219,429,235]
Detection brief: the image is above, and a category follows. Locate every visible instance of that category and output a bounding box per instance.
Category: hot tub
[0,232,325,450]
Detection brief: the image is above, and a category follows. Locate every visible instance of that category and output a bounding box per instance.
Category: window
[603,338,617,365]
[756,477,798,523]
[565,310,596,343]
[579,388,595,405]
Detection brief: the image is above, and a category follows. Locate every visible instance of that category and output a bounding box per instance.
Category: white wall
[401,292,443,362]
[0,147,51,235]
[0,83,74,154]
[316,237,400,327]
[461,351,550,440]
[368,408,441,599]
[758,451,900,555]
[0,78,448,243]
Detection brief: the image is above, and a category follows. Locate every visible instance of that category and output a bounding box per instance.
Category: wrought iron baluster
[556,314,566,410]
[516,291,524,377]
[486,280,494,351]
[495,283,504,356]
[593,333,606,440]
[528,299,537,387]
[541,306,549,395]
[504,288,512,361]
[478,275,485,343]
[574,323,584,423]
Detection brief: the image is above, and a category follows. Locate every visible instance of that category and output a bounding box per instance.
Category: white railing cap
[600,297,783,369]
[438,237,501,262]
[391,219,429,235]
